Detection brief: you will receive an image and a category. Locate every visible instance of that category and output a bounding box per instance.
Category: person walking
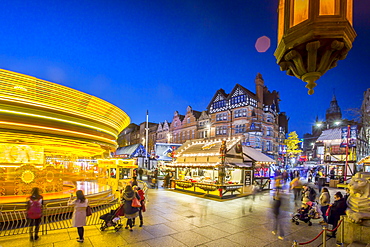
[290,176,303,201]
[133,186,146,227]
[122,185,140,231]
[130,176,138,187]
[271,187,285,240]
[328,191,347,237]
[68,190,89,243]
[26,187,43,241]
[317,168,326,193]
[319,187,330,225]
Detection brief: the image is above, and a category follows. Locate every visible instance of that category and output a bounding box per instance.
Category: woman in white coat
[68,190,88,242]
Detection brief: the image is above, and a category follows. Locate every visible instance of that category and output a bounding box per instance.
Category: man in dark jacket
[328,191,347,236]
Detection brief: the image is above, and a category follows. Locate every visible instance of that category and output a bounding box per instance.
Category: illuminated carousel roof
[0,68,130,161]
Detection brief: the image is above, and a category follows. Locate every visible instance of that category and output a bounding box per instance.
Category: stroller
[291,200,320,226]
[99,205,124,232]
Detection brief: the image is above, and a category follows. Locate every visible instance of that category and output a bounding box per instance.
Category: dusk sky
[1,0,369,137]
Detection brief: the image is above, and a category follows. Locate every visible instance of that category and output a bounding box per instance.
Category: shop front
[167,138,275,199]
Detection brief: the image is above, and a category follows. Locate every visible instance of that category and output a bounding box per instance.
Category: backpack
[308,188,317,201]
[27,198,42,219]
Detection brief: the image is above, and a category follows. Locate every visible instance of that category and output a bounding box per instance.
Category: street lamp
[275,0,356,95]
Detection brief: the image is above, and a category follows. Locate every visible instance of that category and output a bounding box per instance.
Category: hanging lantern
[274,0,356,95]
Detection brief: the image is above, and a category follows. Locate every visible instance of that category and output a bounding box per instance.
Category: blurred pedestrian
[329,168,335,180]
[138,168,143,180]
[307,170,313,183]
[290,176,303,201]
[317,168,326,192]
[26,187,43,241]
[163,173,171,188]
[249,180,260,212]
[122,185,140,231]
[328,191,347,237]
[130,176,138,187]
[68,190,89,243]
[319,188,330,225]
[271,188,285,240]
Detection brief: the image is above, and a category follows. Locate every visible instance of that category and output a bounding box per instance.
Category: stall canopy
[358,155,370,164]
[115,144,148,159]
[317,128,341,145]
[168,138,275,168]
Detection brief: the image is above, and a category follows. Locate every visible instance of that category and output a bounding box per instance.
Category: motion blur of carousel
[0,68,132,210]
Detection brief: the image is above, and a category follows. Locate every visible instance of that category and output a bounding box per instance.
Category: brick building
[118,73,289,160]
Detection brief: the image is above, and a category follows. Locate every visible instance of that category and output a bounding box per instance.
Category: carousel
[167,138,275,199]
[0,68,130,205]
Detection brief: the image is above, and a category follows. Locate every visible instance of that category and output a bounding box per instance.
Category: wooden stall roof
[358,155,370,164]
[168,138,275,167]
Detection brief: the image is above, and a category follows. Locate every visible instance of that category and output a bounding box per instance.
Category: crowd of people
[270,169,349,241]
[26,176,147,243]
[25,168,350,243]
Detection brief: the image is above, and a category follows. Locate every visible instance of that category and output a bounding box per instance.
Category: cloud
[46,66,67,83]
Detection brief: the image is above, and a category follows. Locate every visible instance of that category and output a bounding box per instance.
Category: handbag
[132,197,141,208]
[325,205,331,217]
[86,206,92,216]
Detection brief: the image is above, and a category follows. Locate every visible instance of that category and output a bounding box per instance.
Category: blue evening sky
[1,0,369,137]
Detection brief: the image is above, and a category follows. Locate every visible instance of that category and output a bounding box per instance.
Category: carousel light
[275,0,356,95]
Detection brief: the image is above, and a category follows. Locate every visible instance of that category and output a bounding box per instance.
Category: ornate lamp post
[275,0,356,95]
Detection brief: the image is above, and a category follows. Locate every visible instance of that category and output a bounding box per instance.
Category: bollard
[340,217,344,244]
[322,226,327,247]
[292,240,298,246]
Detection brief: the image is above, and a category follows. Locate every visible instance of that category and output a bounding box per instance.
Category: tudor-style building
[206,73,287,159]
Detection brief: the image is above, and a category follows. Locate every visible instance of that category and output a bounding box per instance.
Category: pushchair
[291,201,320,226]
[99,205,124,232]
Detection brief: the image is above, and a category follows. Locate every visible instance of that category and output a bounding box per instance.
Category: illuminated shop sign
[0,144,44,164]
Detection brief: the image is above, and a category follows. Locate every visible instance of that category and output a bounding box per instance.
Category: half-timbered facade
[206,73,287,159]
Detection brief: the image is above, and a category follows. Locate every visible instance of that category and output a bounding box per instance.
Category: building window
[255,137,261,148]
[216,126,227,135]
[212,100,226,109]
[266,127,272,136]
[192,130,195,139]
[235,109,247,118]
[266,141,271,151]
[187,117,190,123]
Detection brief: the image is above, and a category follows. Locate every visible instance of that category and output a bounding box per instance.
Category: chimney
[255,73,264,109]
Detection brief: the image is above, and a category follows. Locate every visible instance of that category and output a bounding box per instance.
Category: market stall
[167,138,275,199]
[358,155,370,172]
